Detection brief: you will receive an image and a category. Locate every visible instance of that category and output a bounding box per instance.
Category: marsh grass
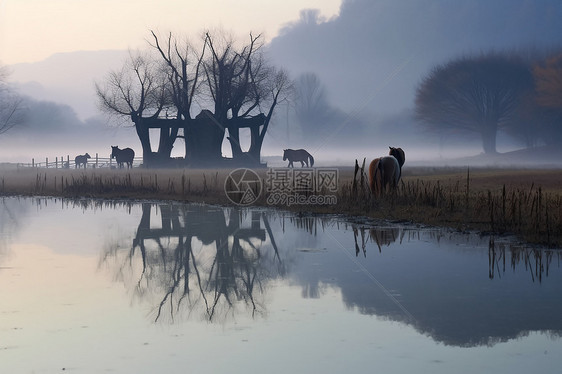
[1,166,562,246]
[340,168,562,247]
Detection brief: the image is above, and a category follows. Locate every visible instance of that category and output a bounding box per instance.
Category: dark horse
[368,146,405,195]
[283,149,314,167]
[111,146,135,169]
[389,146,405,171]
[74,153,91,169]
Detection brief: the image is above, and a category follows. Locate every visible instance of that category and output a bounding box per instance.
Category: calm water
[1,197,561,373]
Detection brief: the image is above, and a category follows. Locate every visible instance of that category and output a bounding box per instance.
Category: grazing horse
[283,149,314,167]
[74,153,91,169]
[111,146,135,169]
[369,146,405,195]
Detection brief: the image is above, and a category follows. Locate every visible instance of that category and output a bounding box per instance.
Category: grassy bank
[1,165,561,247]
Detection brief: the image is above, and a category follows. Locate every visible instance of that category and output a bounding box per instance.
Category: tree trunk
[134,119,153,161]
[157,126,178,158]
[247,126,262,163]
[227,127,243,158]
[481,121,498,154]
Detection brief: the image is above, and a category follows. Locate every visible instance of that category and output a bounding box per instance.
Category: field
[1,164,562,246]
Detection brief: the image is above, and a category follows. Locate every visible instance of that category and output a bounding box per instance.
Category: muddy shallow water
[1,197,561,373]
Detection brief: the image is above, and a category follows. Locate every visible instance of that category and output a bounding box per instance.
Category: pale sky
[0,0,341,65]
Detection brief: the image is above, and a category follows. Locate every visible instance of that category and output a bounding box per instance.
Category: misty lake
[1,197,561,373]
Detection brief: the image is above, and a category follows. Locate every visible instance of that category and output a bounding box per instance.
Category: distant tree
[415,52,534,154]
[533,52,562,144]
[294,73,329,129]
[534,53,562,109]
[0,65,25,135]
[293,72,341,142]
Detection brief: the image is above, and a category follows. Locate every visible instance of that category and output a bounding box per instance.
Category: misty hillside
[9,50,129,120]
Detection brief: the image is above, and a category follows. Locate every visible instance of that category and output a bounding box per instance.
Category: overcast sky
[0,0,341,65]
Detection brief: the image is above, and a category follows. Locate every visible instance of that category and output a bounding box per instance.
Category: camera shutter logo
[224,168,262,205]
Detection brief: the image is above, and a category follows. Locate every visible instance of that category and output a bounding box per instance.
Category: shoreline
[1,165,562,247]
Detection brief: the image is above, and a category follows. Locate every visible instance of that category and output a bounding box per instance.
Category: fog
[268,0,562,115]
[2,0,562,167]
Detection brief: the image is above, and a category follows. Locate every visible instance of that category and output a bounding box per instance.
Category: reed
[343,176,562,247]
[1,166,562,246]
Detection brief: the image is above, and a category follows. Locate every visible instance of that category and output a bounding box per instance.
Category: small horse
[74,153,91,169]
[368,146,405,195]
[111,146,135,169]
[283,149,314,167]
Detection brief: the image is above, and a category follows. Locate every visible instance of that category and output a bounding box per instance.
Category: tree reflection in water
[105,203,284,323]
[351,222,562,282]
[488,236,562,283]
[4,197,562,347]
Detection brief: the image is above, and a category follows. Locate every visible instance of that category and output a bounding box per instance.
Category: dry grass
[1,165,562,246]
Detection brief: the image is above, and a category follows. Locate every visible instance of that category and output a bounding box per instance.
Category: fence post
[67,155,70,169]
[46,157,48,168]
[32,158,35,168]
[96,153,99,168]
[56,157,58,169]
[109,154,112,168]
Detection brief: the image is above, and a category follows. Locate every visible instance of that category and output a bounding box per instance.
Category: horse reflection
[353,225,402,256]
[129,203,281,322]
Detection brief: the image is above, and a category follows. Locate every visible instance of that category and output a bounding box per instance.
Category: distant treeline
[415,49,562,154]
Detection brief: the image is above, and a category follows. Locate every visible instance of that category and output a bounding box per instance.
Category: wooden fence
[19,154,144,169]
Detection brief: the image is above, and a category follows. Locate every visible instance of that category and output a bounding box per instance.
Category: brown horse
[368,146,405,195]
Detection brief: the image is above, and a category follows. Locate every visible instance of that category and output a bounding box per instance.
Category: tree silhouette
[294,73,332,136]
[96,30,290,167]
[534,53,562,109]
[533,52,562,145]
[415,52,533,154]
[0,65,25,135]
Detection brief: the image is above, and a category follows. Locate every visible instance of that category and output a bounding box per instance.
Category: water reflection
[353,225,402,256]
[346,224,562,347]
[0,197,25,255]
[3,198,562,350]
[488,237,560,283]
[103,203,285,323]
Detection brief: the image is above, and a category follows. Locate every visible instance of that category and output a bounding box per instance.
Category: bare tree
[534,52,562,110]
[96,30,290,167]
[147,31,207,157]
[532,52,562,145]
[293,72,334,138]
[202,31,265,159]
[249,66,292,158]
[415,52,533,154]
[0,65,25,135]
[95,51,169,159]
